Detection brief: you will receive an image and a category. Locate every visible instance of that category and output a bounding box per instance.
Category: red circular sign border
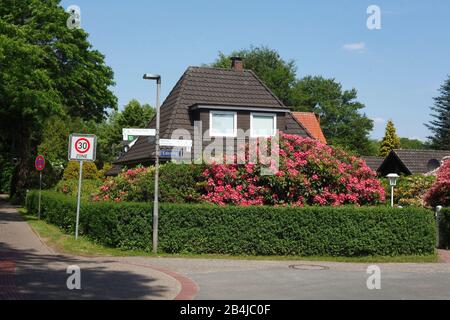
[74,138,91,154]
[35,155,45,171]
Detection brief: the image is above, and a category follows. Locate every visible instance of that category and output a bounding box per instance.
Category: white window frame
[250,112,277,138]
[209,110,237,137]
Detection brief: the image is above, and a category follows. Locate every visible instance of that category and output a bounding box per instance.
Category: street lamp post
[143,73,161,254]
[386,173,399,208]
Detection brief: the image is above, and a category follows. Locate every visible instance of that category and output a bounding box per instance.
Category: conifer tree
[379,120,401,157]
[426,76,450,150]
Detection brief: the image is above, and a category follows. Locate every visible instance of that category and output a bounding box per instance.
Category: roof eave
[190,104,291,113]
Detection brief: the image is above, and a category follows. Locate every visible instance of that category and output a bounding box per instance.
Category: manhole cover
[289,264,328,271]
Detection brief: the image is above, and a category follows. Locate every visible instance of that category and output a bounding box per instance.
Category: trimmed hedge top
[26,191,436,256]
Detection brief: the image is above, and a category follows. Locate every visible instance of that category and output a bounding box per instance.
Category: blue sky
[60,0,450,140]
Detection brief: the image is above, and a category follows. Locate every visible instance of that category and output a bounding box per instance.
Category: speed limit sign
[68,134,97,161]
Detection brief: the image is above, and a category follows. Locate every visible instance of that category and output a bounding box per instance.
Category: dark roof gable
[379,149,450,175]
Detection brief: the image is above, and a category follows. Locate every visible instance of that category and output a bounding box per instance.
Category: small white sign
[68,134,97,162]
[122,128,156,141]
[159,139,193,148]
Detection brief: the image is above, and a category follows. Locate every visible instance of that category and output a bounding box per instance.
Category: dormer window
[250,113,277,137]
[209,111,237,137]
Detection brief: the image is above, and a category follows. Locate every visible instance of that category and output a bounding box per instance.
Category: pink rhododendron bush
[202,134,385,206]
[94,166,154,202]
[94,163,205,203]
[424,158,450,207]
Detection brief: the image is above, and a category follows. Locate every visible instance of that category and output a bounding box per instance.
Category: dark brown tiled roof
[390,149,450,174]
[361,156,384,172]
[115,66,292,165]
[104,164,123,176]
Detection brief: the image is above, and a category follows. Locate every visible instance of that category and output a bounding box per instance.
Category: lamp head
[386,173,400,186]
[143,74,161,83]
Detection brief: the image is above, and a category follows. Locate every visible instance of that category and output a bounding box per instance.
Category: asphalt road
[0,196,182,300]
[2,194,450,300]
[123,256,450,300]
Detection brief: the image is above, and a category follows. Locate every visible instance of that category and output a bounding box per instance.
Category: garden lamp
[386,173,399,207]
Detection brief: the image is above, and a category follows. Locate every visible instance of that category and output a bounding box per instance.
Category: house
[291,112,327,144]
[110,57,315,171]
[377,149,450,176]
[362,156,384,172]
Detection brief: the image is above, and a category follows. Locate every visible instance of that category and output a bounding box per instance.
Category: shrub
[97,163,112,179]
[26,191,435,256]
[63,161,99,180]
[94,163,206,203]
[203,134,385,206]
[56,179,103,199]
[425,158,450,207]
[439,208,450,249]
[380,174,435,207]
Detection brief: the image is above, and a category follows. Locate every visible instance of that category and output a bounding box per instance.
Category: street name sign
[159,139,192,148]
[122,128,156,141]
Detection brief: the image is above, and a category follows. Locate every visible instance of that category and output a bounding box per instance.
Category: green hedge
[439,208,450,249]
[26,190,436,256]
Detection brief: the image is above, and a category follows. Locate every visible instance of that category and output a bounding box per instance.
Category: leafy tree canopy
[399,137,426,150]
[0,0,117,200]
[291,76,374,155]
[37,100,154,168]
[210,47,374,155]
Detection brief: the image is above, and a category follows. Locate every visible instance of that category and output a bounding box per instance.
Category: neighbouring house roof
[378,149,450,175]
[115,66,311,165]
[105,164,123,177]
[362,156,385,172]
[291,112,327,144]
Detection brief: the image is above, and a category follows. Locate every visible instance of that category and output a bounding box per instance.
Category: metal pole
[38,172,42,220]
[153,79,161,254]
[390,186,394,208]
[75,161,83,240]
[436,205,443,248]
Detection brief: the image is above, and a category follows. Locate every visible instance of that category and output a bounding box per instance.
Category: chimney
[231,57,243,71]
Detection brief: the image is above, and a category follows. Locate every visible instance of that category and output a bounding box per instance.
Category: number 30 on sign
[68,134,97,161]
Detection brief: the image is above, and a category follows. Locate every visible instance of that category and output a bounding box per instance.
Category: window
[250,113,277,137]
[427,159,440,172]
[209,111,237,137]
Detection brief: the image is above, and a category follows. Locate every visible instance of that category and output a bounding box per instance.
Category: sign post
[35,155,45,220]
[68,134,97,240]
[122,125,192,253]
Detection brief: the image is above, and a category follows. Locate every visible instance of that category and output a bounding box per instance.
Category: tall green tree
[97,100,155,163]
[117,99,155,129]
[379,120,401,157]
[37,114,96,167]
[426,75,450,150]
[290,76,374,155]
[399,137,426,150]
[210,46,297,105]
[0,0,117,200]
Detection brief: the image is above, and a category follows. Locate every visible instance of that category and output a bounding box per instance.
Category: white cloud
[371,117,386,124]
[343,42,366,52]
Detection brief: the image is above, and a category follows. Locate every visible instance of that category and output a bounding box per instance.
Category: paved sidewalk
[0,195,191,300]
